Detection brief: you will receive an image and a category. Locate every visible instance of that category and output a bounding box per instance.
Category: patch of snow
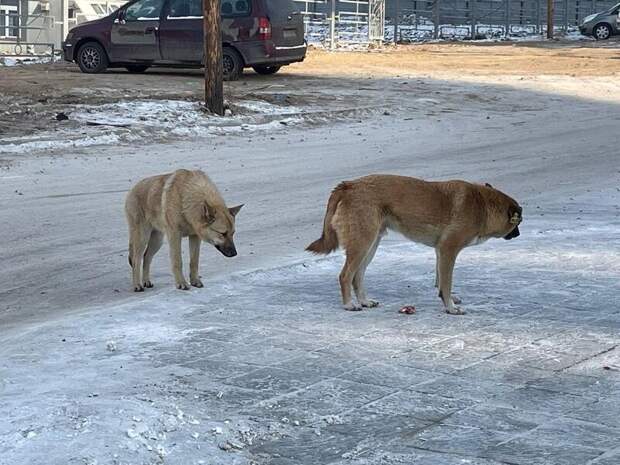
[234,100,303,114]
[0,133,122,155]
[0,55,54,67]
[0,99,306,154]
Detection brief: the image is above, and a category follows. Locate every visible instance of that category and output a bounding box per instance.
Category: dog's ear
[203,203,216,224]
[485,183,493,188]
[228,204,244,217]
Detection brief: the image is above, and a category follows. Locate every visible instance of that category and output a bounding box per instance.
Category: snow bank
[0,99,304,155]
[0,55,55,66]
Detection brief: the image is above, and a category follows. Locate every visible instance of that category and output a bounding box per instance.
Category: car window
[264,0,299,20]
[124,0,165,21]
[221,0,251,17]
[168,0,202,17]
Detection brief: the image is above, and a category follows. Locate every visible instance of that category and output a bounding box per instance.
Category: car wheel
[77,41,108,73]
[125,65,150,73]
[252,65,281,75]
[594,23,611,40]
[222,47,243,81]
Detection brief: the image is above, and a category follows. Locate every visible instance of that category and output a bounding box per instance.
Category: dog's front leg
[189,235,203,288]
[436,246,462,304]
[168,231,190,290]
[437,245,465,315]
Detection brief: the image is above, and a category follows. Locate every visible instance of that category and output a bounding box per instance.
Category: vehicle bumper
[579,24,593,36]
[237,40,307,67]
[274,43,307,62]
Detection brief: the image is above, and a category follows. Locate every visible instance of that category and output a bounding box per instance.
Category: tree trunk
[204,0,224,116]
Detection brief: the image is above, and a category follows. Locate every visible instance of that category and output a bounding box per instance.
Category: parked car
[579,3,620,40]
[62,0,306,79]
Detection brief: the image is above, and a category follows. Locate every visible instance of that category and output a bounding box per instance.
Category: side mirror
[115,9,126,24]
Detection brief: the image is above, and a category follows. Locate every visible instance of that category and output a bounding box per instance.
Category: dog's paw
[191,279,204,288]
[176,281,190,291]
[343,302,363,311]
[133,284,145,292]
[143,280,154,289]
[361,299,380,308]
[446,306,466,315]
[452,295,462,305]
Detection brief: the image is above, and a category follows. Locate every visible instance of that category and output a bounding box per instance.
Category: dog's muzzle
[216,244,237,257]
[504,226,520,240]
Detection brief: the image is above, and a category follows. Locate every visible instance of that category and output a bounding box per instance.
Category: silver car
[580,3,620,40]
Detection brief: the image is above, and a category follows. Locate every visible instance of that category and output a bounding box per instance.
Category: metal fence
[0,10,59,57]
[295,0,618,45]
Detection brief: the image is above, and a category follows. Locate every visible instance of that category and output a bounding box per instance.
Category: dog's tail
[306,182,348,255]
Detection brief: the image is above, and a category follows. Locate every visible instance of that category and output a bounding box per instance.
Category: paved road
[1,76,619,329]
[1,195,619,465]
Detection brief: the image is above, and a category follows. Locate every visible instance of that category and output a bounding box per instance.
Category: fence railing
[295,0,618,46]
[0,11,60,57]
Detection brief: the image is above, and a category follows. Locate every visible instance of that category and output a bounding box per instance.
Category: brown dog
[307,175,522,314]
[125,169,242,292]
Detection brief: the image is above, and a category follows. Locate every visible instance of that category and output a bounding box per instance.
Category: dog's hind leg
[142,230,163,288]
[339,227,380,311]
[437,244,464,315]
[353,229,384,308]
[189,235,203,288]
[340,250,368,311]
[130,226,151,292]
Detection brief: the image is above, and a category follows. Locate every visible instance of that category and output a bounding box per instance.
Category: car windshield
[606,2,620,13]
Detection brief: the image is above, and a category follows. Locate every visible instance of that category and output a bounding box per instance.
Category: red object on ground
[399,306,416,314]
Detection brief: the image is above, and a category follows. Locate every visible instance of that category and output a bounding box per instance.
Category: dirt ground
[1,40,620,144]
[300,40,620,77]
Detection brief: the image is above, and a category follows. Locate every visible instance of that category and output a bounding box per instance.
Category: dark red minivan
[62,0,306,79]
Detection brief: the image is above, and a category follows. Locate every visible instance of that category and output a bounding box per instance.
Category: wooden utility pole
[546,0,554,39]
[204,0,224,116]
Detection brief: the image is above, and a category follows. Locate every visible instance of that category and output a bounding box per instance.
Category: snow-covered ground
[0,99,304,155]
[0,55,56,67]
[1,70,620,464]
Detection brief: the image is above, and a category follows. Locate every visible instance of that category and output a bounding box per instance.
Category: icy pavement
[2,64,620,463]
[1,212,619,465]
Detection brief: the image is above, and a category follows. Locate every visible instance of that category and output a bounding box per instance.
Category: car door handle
[144,26,158,34]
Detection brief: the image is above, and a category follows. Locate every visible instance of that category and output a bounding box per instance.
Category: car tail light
[258,17,271,40]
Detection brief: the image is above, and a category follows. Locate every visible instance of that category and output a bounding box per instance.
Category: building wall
[0,0,64,53]
[0,0,104,53]
[73,0,124,22]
